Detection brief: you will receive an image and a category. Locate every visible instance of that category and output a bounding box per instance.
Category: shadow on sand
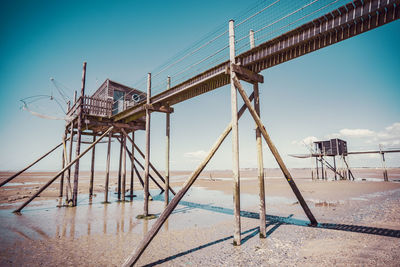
[145,196,400,266]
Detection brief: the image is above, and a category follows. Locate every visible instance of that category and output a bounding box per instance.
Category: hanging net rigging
[20,78,75,121]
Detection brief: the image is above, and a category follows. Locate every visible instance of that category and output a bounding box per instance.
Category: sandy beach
[1,168,400,266]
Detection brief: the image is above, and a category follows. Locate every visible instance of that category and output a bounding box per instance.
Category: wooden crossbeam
[233,76,317,226]
[144,104,174,114]
[226,64,264,84]
[122,92,255,266]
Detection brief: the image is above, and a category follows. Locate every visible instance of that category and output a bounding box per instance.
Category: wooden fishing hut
[2,64,175,211]
[313,138,354,180]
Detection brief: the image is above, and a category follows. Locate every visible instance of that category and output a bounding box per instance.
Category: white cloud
[338,128,375,137]
[184,150,207,160]
[324,122,400,147]
[292,136,319,146]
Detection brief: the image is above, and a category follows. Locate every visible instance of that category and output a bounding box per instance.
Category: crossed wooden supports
[122,66,318,266]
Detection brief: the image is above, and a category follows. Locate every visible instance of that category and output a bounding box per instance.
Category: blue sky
[0,0,399,172]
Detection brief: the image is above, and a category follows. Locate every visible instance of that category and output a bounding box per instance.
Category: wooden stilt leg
[122,136,127,200]
[118,137,123,200]
[130,132,135,199]
[333,156,337,180]
[66,121,74,201]
[59,139,66,197]
[122,93,255,266]
[122,129,174,195]
[117,137,164,192]
[89,132,96,197]
[253,82,266,238]
[14,127,113,213]
[233,76,317,226]
[104,131,112,203]
[72,61,87,207]
[229,19,241,246]
[165,112,170,207]
[144,73,151,216]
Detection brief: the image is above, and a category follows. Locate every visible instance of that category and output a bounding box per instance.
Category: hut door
[113,90,125,115]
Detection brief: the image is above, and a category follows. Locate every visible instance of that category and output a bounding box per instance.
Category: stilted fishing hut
[1,0,398,265]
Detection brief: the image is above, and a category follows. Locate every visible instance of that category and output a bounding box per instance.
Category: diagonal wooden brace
[233,76,317,226]
[121,128,176,195]
[116,137,164,194]
[14,127,114,213]
[122,92,255,266]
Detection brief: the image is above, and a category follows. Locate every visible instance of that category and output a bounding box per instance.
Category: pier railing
[67,96,113,118]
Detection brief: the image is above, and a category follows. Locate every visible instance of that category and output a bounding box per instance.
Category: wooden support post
[165,76,171,207]
[59,139,66,197]
[233,76,317,226]
[316,157,319,179]
[254,82,266,238]
[379,145,389,182]
[321,156,325,180]
[118,136,123,200]
[250,29,266,238]
[117,137,164,193]
[14,127,113,213]
[125,147,146,192]
[122,93,255,267]
[130,132,135,199]
[104,132,112,203]
[333,156,337,180]
[72,61,87,207]
[67,121,74,194]
[229,19,241,246]
[60,100,70,198]
[144,73,151,216]
[121,129,175,195]
[122,135,127,200]
[89,132,96,197]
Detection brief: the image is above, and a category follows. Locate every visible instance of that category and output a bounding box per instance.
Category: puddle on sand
[0,186,308,250]
[2,182,41,187]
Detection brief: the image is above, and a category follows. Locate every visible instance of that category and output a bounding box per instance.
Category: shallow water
[0,187,274,250]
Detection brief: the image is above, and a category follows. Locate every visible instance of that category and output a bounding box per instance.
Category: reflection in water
[143,218,148,236]
[103,203,108,234]
[70,207,77,239]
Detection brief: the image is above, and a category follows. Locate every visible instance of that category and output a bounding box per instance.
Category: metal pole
[229,19,241,246]
[144,73,151,216]
[72,61,87,206]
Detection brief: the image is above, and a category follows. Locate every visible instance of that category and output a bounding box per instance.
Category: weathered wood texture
[122,93,255,266]
[229,19,241,246]
[115,0,399,123]
[72,61,87,207]
[233,76,317,226]
[14,127,114,213]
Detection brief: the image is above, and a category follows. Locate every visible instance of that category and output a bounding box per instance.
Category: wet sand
[0,168,400,266]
